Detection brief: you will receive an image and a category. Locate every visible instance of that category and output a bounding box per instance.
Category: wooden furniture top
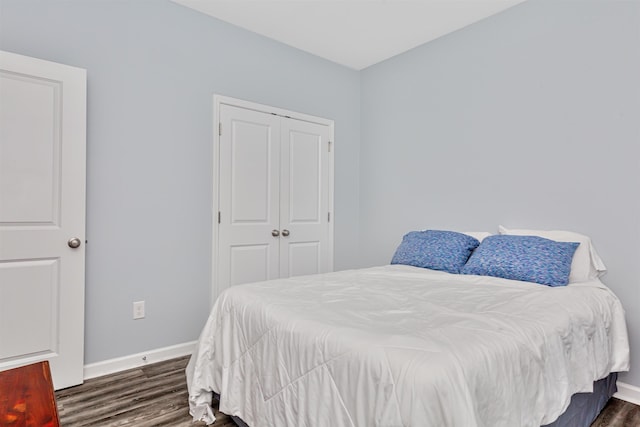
[0,361,60,427]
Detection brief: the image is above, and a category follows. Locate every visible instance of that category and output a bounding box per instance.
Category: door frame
[211,95,334,306]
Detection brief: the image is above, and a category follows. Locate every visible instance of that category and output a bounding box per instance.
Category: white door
[279,118,330,278]
[0,50,86,390]
[218,105,281,288]
[216,100,332,296]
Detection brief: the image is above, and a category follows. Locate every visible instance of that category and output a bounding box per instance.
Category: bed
[186,229,630,427]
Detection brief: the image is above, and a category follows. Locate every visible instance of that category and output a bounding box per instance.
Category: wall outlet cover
[133,301,145,319]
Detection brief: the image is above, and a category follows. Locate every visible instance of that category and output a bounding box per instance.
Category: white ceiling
[173,0,526,70]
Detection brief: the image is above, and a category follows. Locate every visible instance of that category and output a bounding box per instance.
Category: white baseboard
[615,381,640,406]
[83,341,197,380]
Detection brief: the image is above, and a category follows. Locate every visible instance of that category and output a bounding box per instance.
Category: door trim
[211,95,335,306]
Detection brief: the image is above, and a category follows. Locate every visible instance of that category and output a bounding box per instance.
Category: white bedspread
[186,265,630,427]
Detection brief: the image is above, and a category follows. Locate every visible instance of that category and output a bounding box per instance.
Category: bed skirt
[543,372,617,427]
[213,372,618,427]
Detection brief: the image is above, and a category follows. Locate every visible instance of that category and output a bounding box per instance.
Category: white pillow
[463,231,492,242]
[498,225,606,283]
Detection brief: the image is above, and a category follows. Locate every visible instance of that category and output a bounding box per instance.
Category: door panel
[288,130,321,223]
[218,105,280,293]
[0,73,60,224]
[0,51,86,389]
[287,241,320,277]
[229,244,272,286]
[230,120,273,223]
[0,259,58,359]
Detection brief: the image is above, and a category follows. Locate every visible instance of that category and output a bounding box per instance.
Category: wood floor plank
[54,356,639,426]
[59,372,185,421]
[592,398,640,427]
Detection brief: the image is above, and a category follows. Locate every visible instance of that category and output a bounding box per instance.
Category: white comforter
[186,265,630,427]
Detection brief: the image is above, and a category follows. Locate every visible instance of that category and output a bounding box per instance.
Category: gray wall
[0,0,361,364]
[360,0,640,387]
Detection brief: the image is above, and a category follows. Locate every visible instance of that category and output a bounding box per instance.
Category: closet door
[279,119,330,277]
[216,99,333,296]
[218,105,281,288]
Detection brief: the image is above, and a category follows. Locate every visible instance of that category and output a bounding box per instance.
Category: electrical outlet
[133,301,145,319]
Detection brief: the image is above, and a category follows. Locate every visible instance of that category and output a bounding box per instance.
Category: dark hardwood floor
[55,356,222,427]
[592,397,640,427]
[55,356,640,426]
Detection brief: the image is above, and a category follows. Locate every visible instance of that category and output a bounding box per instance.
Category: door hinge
[218,211,221,224]
[218,122,222,136]
[328,212,331,222]
[328,141,332,152]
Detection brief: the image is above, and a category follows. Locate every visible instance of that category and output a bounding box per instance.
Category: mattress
[186,265,630,427]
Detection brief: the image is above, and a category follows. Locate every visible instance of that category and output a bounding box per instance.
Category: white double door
[217,102,332,294]
[0,51,86,389]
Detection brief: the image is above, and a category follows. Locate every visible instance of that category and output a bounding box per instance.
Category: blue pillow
[461,235,579,286]
[391,230,480,274]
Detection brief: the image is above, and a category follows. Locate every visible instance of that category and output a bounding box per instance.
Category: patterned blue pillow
[461,235,579,286]
[391,230,480,274]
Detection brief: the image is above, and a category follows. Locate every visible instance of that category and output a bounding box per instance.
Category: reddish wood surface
[0,361,60,427]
